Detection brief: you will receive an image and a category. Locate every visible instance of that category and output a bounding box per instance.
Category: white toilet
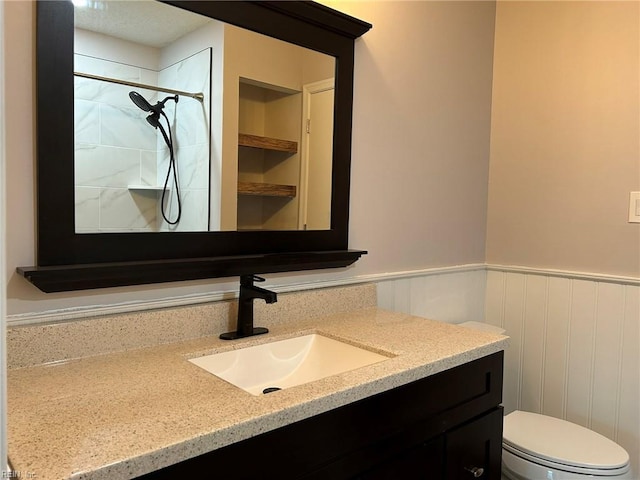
[502,410,631,479]
[458,321,632,480]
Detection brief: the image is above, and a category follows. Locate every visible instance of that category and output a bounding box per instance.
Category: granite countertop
[8,307,508,480]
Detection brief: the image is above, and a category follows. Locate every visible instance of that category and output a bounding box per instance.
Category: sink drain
[262,387,282,394]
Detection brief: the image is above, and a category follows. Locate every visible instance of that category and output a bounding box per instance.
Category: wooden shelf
[238,182,296,198]
[238,133,298,153]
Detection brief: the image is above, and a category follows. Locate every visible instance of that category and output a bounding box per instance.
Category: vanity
[7,303,507,480]
[140,352,504,480]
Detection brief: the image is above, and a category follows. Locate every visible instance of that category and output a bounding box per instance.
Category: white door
[299,79,334,230]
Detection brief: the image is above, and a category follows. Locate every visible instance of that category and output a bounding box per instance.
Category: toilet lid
[503,411,630,472]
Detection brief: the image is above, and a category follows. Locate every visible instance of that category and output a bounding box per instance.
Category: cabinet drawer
[356,437,445,480]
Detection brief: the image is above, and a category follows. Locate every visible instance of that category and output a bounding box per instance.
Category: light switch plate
[629,192,640,223]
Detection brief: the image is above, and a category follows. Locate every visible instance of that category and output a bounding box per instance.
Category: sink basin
[189,333,391,395]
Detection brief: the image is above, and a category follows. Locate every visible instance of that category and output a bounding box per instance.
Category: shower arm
[74,71,205,102]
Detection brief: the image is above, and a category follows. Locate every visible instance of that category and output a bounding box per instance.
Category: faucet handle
[240,274,266,286]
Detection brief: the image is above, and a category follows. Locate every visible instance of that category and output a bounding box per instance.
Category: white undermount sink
[189,333,392,395]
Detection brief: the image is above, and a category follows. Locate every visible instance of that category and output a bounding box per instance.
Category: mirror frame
[20,0,371,292]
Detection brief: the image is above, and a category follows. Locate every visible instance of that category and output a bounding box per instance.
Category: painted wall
[332,0,495,275]
[486,1,640,278]
[4,1,495,318]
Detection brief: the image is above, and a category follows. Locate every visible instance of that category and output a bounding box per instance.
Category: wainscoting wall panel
[376,267,486,324]
[485,269,640,475]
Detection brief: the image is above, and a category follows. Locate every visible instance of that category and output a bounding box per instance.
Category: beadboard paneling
[542,276,571,420]
[485,270,640,475]
[619,286,640,472]
[520,274,546,414]
[376,269,486,324]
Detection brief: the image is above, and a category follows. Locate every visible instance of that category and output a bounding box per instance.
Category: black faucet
[220,275,277,340]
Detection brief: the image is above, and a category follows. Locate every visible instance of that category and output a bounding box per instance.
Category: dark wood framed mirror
[18,1,371,292]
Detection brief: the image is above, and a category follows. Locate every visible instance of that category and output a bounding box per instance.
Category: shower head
[129,91,154,112]
[129,91,178,115]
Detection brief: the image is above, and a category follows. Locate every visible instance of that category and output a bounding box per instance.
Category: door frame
[298,78,335,230]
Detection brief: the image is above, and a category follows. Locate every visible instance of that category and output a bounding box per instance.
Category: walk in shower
[73,2,212,233]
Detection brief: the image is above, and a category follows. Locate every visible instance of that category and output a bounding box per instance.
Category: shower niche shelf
[128,185,167,192]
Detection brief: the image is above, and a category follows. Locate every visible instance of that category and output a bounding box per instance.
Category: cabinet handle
[464,466,485,478]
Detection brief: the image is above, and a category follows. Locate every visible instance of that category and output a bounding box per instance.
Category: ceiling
[74,0,212,48]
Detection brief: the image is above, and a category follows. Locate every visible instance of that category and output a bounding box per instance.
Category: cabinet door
[445,407,503,480]
[357,437,445,480]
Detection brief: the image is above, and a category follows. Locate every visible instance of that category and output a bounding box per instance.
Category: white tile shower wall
[376,268,487,324]
[74,54,160,232]
[485,269,640,475]
[74,48,212,232]
[157,48,211,231]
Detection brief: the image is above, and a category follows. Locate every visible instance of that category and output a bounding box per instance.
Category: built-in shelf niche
[237,78,302,231]
[238,181,296,198]
[238,133,298,153]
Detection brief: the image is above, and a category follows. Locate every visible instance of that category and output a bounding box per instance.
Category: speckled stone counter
[8,307,508,480]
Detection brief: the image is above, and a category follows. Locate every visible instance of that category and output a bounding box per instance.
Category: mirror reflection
[73,0,335,233]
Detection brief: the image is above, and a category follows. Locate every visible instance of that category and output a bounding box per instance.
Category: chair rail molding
[7,264,486,326]
[487,264,640,286]
[8,263,639,327]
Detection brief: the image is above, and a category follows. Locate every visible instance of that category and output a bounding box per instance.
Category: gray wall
[486,1,640,277]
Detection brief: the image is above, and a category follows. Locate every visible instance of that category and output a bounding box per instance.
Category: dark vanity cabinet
[138,351,503,480]
[444,408,504,480]
[356,409,503,480]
